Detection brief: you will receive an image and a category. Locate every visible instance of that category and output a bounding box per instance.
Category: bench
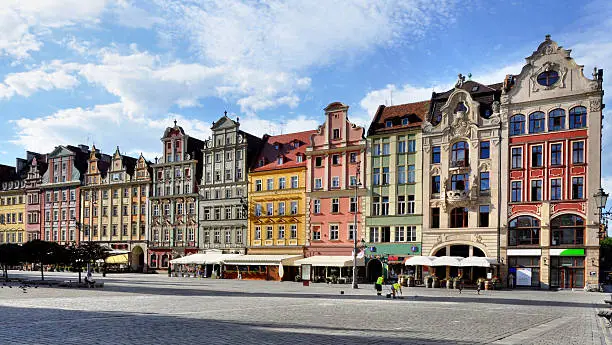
[598,310,612,327]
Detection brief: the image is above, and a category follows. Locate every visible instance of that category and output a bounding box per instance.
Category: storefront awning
[430,256,462,267]
[222,255,302,266]
[294,255,364,267]
[105,254,128,264]
[170,253,242,265]
[459,257,498,268]
[404,256,436,266]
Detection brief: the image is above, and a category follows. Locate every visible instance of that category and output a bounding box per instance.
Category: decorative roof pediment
[211,113,238,130]
[49,146,75,158]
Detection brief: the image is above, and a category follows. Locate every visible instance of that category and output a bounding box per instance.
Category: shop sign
[411,246,418,252]
[550,248,585,256]
[507,249,541,256]
[388,255,398,261]
[516,268,532,286]
[301,264,311,281]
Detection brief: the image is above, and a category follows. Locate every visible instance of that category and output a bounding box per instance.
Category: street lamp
[352,166,362,289]
[594,188,610,238]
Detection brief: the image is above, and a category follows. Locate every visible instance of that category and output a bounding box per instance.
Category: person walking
[375,275,384,296]
[508,273,515,289]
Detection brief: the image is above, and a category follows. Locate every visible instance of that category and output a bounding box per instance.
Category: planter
[445,280,451,289]
[407,277,415,287]
[425,277,432,288]
[432,278,440,288]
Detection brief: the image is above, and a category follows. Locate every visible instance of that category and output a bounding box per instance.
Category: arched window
[551,215,584,246]
[451,141,469,167]
[150,254,158,268]
[569,106,587,129]
[537,70,559,86]
[510,114,525,136]
[450,207,469,228]
[161,254,169,268]
[508,216,540,246]
[529,112,545,133]
[548,108,565,131]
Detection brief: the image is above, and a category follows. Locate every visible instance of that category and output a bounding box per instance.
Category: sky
[1,0,612,194]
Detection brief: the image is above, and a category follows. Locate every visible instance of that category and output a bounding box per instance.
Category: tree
[22,240,66,281]
[600,237,612,282]
[0,243,23,281]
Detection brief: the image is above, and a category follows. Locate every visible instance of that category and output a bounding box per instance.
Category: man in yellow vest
[391,281,402,299]
[375,275,384,296]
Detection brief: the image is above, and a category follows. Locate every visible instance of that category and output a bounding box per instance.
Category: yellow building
[80,146,151,271]
[0,164,27,244]
[236,131,313,280]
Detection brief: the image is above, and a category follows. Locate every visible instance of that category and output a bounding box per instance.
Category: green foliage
[0,243,23,280]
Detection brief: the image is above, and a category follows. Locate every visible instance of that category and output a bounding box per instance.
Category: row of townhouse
[0,36,603,288]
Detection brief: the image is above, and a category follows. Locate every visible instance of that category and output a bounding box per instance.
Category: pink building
[25,152,47,242]
[305,102,367,258]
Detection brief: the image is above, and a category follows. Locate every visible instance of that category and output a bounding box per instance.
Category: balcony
[450,160,469,169]
[446,189,470,201]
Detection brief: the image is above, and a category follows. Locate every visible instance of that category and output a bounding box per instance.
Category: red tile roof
[251,130,316,173]
[368,100,429,135]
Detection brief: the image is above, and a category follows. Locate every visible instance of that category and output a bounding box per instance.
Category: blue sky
[1,0,611,190]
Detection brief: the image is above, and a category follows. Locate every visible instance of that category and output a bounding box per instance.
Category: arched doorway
[131,246,145,272]
[366,259,383,283]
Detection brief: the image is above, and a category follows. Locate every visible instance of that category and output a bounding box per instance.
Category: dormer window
[332,128,340,139]
[259,159,265,167]
[296,154,303,163]
[402,118,409,125]
[274,144,280,150]
[385,120,393,128]
[277,157,284,165]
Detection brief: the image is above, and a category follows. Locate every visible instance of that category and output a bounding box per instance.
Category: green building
[364,101,429,282]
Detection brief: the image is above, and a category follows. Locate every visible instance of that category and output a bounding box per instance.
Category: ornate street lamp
[594,188,610,238]
[352,166,362,289]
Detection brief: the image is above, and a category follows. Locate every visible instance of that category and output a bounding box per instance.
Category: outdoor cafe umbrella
[430,256,462,267]
[459,256,498,268]
[404,256,435,266]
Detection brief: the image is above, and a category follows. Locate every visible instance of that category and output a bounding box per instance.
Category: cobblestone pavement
[0,271,609,345]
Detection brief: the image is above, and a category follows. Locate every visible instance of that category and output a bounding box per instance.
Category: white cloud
[238,113,321,137]
[359,83,451,119]
[0,64,79,99]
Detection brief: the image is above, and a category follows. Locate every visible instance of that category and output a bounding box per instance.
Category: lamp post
[352,166,362,289]
[594,188,610,238]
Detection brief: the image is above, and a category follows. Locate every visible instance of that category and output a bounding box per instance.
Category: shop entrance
[366,259,383,282]
[560,268,584,289]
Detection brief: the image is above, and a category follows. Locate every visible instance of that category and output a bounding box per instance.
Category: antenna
[390,90,393,106]
[280,119,286,135]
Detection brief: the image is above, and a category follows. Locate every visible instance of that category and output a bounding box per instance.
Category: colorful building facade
[502,35,604,289]
[365,101,428,281]
[305,102,367,260]
[0,160,28,244]
[244,131,313,280]
[149,122,204,269]
[40,145,90,244]
[25,153,47,242]
[199,114,262,255]
[81,146,151,271]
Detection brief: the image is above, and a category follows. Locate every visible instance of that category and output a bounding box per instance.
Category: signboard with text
[516,268,532,286]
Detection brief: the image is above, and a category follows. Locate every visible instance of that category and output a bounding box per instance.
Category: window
[407,195,415,214]
[479,205,489,227]
[511,147,523,169]
[315,157,323,167]
[350,175,357,186]
[451,173,469,191]
[510,114,525,136]
[277,157,283,165]
[385,120,393,128]
[550,143,563,166]
[572,177,584,199]
[225,189,232,199]
[382,168,390,185]
[572,142,584,164]
[314,178,322,190]
[395,226,405,242]
[255,204,262,217]
[398,166,406,184]
[369,227,379,242]
[531,180,542,201]
[569,106,587,129]
[537,70,559,86]
[451,141,469,167]
[278,202,285,216]
[381,197,389,215]
[313,228,321,241]
[402,118,409,125]
[550,178,562,200]
[382,142,390,155]
[332,154,340,165]
[529,112,545,133]
[397,196,406,215]
[331,198,339,213]
[551,215,584,246]
[450,207,468,228]
[407,165,415,183]
[226,207,232,219]
[296,155,303,163]
[405,139,416,153]
[331,176,340,188]
[373,143,381,156]
[372,197,380,216]
[290,224,297,239]
[511,181,522,202]
[509,216,540,246]
[255,180,262,191]
[398,139,406,153]
[431,146,441,163]
[333,128,340,139]
[373,168,380,185]
[278,225,285,239]
[479,141,490,159]
[291,176,298,189]
[279,177,286,189]
[531,146,543,167]
[225,169,232,180]
[267,178,273,190]
[214,230,221,243]
[314,199,321,214]
[266,203,273,216]
[290,201,298,215]
[432,176,441,194]
[255,226,261,240]
[224,230,231,243]
[236,230,243,243]
[348,224,355,240]
[350,197,357,213]
[549,109,565,131]
[330,225,339,240]
[480,172,490,192]
[266,226,273,240]
[349,152,357,163]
